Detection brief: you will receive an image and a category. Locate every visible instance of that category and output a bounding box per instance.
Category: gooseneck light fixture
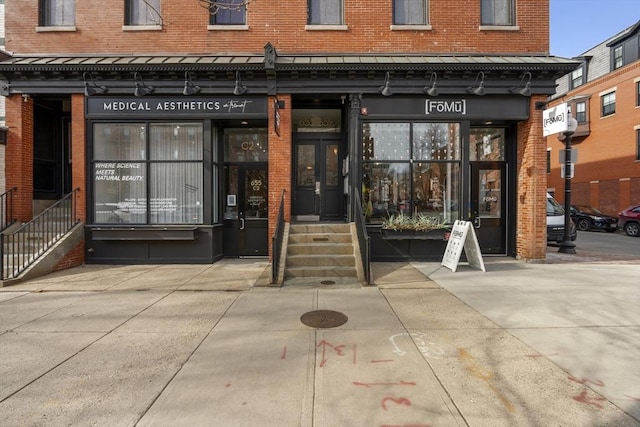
[233,71,248,96]
[183,71,201,96]
[557,111,579,254]
[510,71,532,96]
[423,72,439,96]
[467,71,486,96]
[134,72,154,97]
[83,72,107,96]
[379,71,392,97]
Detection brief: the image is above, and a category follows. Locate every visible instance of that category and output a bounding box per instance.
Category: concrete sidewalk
[0,257,638,426]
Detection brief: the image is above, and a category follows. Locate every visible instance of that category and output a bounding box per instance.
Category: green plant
[381,212,449,232]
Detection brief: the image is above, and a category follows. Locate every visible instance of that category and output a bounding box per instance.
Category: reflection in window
[210,0,246,24]
[40,0,75,26]
[224,129,269,162]
[125,0,161,25]
[393,0,427,25]
[469,128,505,161]
[362,122,461,225]
[296,145,316,186]
[92,122,204,225]
[308,0,343,24]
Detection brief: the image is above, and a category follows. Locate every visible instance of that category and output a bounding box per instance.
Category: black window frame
[637,129,640,162]
[601,91,616,117]
[39,0,75,27]
[613,45,624,70]
[570,66,584,89]
[575,101,587,123]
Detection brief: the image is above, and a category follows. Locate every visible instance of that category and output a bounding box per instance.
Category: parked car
[547,193,577,243]
[618,204,640,237]
[569,205,619,232]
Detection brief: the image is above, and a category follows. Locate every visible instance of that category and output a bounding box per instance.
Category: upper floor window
[39,0,75,26]
[601,92,616,117]
[210,0,246,25]
[637,129,640,161]
[308,0,343,25]
[570,67,583,89]
[481,0,514,26]
[636,81,640,107]
[575,101,587,123]
[393,0,427,25]
[613,45,624,69]
[125,0,161,26]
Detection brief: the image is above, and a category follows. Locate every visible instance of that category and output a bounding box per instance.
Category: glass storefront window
[469,128,505,161]
[93,122,204,225]
[362,121,461,225]
[363,123,410,161]
[224,128,269,162]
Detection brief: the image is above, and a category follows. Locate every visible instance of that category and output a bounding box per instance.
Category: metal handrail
[1,188,81,280]
[354,191,371,285]
[0,187,18,232]
[271,189,286,284]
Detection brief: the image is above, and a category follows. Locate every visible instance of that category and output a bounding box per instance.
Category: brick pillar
[267,94,292,259]
[5,95,34,222]
[515,96,547,261]
[71,94,87,223]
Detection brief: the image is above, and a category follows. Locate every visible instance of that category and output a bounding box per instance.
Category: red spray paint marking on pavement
[353,381,416,388]
[281,345,287,360]
[573,391,607,409]
[381,397,411,411]
[568,376,605,387]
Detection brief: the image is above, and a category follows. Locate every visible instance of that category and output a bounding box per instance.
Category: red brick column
[515,95,547,261]
[5,95,34,222]
[267,94,292,259]
[71,93,87,223]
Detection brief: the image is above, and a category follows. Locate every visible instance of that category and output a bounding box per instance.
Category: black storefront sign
[362,96,529,120]
[86,97,268,118]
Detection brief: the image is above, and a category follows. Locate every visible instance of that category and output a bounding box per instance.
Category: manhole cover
[300,310,348,328]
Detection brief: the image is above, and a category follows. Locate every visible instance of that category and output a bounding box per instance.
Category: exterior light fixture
[557,111,579,254]
[83,72,107,96]
[134,72,154,97]
[510,71,532,96]
[233,71,248,96]
[423,72,439,96]
[0,126,8,145]
[467,71,485,96]
[183,71,201,95]
[379,71,392,96]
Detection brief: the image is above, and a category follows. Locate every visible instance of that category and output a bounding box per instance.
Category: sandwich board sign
[441,220,486,272]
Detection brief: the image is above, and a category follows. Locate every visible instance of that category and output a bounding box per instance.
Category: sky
[550,0,640,57]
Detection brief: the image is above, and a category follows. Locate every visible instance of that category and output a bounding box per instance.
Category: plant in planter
[381,212,451,239]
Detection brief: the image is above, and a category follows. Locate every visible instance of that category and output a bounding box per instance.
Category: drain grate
[300,310,348,328]
[321,280,336,285]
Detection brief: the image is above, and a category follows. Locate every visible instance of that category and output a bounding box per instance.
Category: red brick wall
[268,95,292,258]
[5,95,33,222]
[546,61,640,216]
[71,94,87,224]
[6,0,549,55]
[516,95,548,261]
[52,241,85,272]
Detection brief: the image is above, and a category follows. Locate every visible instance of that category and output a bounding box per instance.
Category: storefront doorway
[292,134,343,221]
[470,161,506,254]
[223,163,268,256]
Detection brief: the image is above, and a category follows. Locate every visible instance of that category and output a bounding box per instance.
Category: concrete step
[287,233,353,244]
[287,243,354,255]
[289,223,351,234]
[284,266,358,278]
[286,254,356,267]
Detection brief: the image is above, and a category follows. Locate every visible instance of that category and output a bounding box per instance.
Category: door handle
[315,181,321,195]
[240,218,245,230]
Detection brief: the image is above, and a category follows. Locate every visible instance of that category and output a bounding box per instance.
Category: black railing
[354,191,371,285]
[1,188,80,280]
[271,189,286,284]
[0,187,17,232]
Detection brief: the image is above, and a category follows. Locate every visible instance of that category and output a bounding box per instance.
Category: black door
[223,164,268,256]
[293,135,343,221]
[470,161,506,254]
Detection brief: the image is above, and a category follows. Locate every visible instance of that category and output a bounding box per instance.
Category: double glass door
[293,135,343,221]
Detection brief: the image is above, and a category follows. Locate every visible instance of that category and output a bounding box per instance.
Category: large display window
[362,122,461,224]
[92,122,204,224]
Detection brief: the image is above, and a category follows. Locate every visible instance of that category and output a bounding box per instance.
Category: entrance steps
[284,223,358,280]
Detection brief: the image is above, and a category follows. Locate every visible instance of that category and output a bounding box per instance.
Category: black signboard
[86,97,268,118]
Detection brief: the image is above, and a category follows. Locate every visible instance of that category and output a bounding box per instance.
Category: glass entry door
[470,162,506,254]
[223,164,268,256]
[293,135,342,221]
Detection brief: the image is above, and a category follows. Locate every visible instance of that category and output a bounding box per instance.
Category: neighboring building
[546,20,640,216]
[0,0,576,271]
[0,0,5,194]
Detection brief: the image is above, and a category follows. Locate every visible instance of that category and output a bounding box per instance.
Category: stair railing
[271,189,286,284]
[0,187,18,232]
[1,188,80,280]
[354,191,371,285]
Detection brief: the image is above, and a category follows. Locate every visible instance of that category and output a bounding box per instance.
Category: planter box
[381,228,450,241]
